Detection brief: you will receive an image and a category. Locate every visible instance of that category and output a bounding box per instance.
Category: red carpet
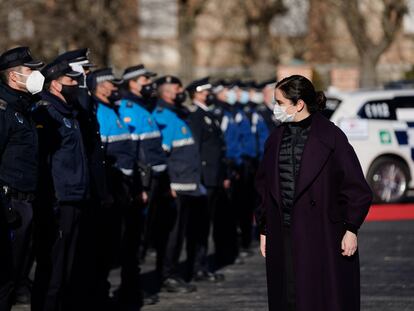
[366,204,414,221]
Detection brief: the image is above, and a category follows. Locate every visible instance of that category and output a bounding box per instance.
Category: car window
[322,97,341,119]
[357,99,396,120]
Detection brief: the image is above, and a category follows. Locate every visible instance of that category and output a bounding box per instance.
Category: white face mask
[251,92,264,104]
[14,70,45,94]
[273,104,296,123]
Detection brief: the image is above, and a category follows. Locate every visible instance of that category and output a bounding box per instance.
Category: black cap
[41,59,82,83]
[54,48,95,68]
[185,77,212,93]
[87,68,123,91]
[256,78,277,89]
[122,64,157,81]
[0,47,44,71]
[154,75,182,87]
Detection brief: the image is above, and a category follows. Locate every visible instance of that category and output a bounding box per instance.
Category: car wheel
[367,157,410,204]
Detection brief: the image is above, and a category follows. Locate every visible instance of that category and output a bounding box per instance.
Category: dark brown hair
[275,75,326,113]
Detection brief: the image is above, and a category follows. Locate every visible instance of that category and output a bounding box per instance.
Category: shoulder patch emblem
[0,99,8,110]
[63,118,72,128]
[15,112,24,124]
[235,113,243,123]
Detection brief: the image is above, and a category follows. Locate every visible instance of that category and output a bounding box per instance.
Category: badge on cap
[204,116,212,125]
[63,118,72,128]
[15,112,23,124]
[181,126,187,135]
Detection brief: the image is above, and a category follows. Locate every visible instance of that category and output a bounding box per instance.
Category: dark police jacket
[188,101,227,188]
[76,92,108,201]
[0,83,38,193]
[33,92,89,202]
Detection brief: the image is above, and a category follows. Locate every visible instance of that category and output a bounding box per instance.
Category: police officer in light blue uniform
[153,75,201,293]
[88,68,146,308]
[119,65,171,285]
[245,82,270,160]
[230,82,259,259]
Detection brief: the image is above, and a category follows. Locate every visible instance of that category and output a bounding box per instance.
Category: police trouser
[0,204,13,311]
[193,187,221,274]
[233,159,257,250]
[69,198,101,310]
[162,194,204,281]
[32,200,83,311]
[10,198,34,300]
[141,171,173,277]
[99,169,142,303]
[214,188,238,268]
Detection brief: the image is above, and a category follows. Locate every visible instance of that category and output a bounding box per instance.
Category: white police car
[324,89,414,203]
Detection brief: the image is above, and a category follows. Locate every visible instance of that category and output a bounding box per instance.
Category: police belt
[1,185,36,202]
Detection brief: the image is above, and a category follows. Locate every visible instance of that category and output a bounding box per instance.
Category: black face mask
[141,83,157,99]
[206,93,216,106]
[108,90,122,105]
[60,84,79,105]
[174,92,187,106]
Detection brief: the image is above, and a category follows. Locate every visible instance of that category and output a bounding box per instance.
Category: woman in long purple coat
[255,75,372,311]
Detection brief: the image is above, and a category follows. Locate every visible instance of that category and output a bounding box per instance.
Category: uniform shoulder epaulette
[36,100,50,107]
[0,98,8,110]
[187,105,198,113]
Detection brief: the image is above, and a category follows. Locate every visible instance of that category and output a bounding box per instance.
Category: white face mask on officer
[14,70,45,94]
[273,103,297,123]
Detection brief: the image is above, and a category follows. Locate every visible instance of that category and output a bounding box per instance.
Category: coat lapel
[295,113,335,201]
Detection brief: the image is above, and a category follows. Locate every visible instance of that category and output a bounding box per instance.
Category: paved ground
[12,220,414,311]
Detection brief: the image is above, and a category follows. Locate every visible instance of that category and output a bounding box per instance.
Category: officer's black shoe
[161,277,197,293]
[14,293,31,305]
[14,283,32,305]
[239,248,254,258]
[234,256,245,265]
[142,292,159,305]
[194,271,225,282]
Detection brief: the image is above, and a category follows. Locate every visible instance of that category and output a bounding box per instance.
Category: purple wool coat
[255,112,372,311]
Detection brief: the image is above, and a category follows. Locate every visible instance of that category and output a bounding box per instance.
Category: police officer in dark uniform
[31,59,88,311]
[0,47,44,309]
[186,77,229,281]
[52,49,110,309]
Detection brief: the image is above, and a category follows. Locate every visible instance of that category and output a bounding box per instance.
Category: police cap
[185,77,212,94]
[122,64,157,81]
[41,59,82,83]
[0,47,44,71]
